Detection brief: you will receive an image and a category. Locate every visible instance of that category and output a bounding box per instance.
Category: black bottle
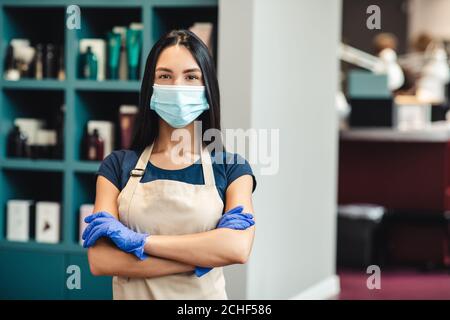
[4,44,14,72]
[7,125,27,158]
[86,129,104,161]
[34,43,44,80]
[45,43,57,78]
[4,44,19,80]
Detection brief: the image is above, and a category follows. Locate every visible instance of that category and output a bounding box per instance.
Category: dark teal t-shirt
[95,149,257,204]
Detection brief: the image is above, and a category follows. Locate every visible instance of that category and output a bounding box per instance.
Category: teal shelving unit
[0,0,218,299]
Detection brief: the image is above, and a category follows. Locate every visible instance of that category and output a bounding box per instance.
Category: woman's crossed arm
[87,176,195,277]
[87,175,255,276]
[142,174,255,267]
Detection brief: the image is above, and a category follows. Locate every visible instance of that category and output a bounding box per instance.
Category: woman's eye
[186,74,200,80]
[158,74,171,79]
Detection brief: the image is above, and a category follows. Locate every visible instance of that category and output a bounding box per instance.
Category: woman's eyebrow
[183,68,201,73]
[155,67,172,72]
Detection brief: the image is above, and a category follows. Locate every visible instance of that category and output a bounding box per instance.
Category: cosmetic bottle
[112,26,128,80]
[45,43,57,78]
[119,105,138,149]
[7,125,28,158]
[86,129,104,161]
[57,45,65,81]
[34,43,44,80]
[4,44,20,81]
[83,46,98,80]
[126,23,142,80]
[107,31,121,79]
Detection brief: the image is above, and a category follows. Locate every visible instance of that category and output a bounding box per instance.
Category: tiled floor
[338,268,450,300]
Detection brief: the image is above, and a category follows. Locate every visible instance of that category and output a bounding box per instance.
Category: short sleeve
[95,150,125,191]
[224,153,257,193]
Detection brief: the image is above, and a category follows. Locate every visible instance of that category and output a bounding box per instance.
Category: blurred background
[0,0,449,300]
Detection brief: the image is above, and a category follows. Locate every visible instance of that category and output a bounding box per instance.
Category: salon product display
[8,106,64,159]
[82,103,139,161]
[6,200,61,244]
[3,39,64,81]
[79,22,142,80]
[11,118,58,159]
[82,104,139,161]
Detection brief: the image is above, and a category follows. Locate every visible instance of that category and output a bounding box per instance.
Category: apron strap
[121,143,154,225]
[200,144,216,186]
[133,143,154,172]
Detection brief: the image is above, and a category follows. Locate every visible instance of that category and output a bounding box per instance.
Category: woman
[83,30,257,300]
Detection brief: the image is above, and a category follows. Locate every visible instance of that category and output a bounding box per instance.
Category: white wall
[219,0,341,299]
[409,0,450,42]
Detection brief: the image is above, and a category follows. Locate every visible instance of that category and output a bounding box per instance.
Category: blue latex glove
[195,205,255,277]
[217,206,254,230]
[82,211,149,260]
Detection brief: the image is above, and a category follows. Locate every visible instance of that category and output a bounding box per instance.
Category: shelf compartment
[74,7,142,80]
[2,6,65,80]
[75,7,141,39]
[0,89,65,160]
[0,168,63,202]
[73,90,139,161]
[2,6,65,44]
[0,168,63,243]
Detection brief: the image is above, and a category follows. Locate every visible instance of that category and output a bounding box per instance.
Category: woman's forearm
[88,238,195,278]
[144,227,254,267]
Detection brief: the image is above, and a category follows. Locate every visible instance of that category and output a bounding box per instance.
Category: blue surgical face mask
[149,83,210,128]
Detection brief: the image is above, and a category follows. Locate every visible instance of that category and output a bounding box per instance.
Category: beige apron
[113,142,227,300]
